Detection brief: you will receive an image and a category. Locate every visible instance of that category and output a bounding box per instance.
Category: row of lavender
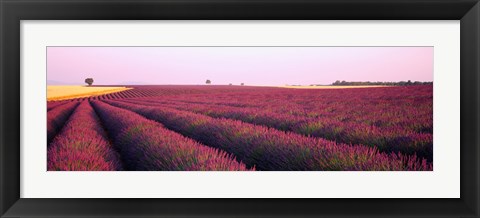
[47,100,250,170]
[48,101,123,170]
[46,99,431,170]
[117,86,432,161]
[45,87,255,168]
[133,86,432,133]
[91,101,250,170]
[105,100,431,171]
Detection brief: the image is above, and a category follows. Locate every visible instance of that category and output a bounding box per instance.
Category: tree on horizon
[85,78,94,86]
[206,79,211,85]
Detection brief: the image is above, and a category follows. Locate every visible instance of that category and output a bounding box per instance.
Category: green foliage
[331,80,432,86]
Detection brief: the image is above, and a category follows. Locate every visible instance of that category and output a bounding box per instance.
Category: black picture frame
[1,0,479,217]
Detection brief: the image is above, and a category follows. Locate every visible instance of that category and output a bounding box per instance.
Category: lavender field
[47,85,433,171]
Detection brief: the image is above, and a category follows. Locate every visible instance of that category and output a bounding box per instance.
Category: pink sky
[47,47,433,85]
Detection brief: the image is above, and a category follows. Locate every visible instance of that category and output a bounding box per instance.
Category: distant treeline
[330,80,433,86]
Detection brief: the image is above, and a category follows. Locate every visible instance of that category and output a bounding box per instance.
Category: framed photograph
[1,0,479,217]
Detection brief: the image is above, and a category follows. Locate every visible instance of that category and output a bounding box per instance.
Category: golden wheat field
[47,86,132,101]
